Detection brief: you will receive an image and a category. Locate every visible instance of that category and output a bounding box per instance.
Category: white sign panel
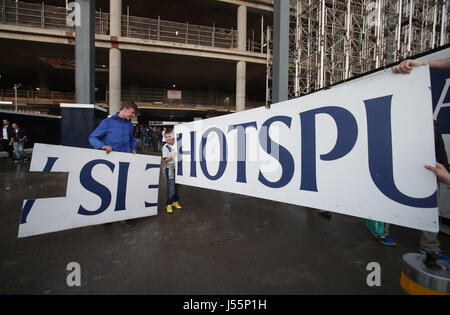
[167,90,182,99]
[18,144,161,238]
[175,67,439,232]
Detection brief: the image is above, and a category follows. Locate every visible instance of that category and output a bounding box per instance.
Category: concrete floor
[0,150,449,295]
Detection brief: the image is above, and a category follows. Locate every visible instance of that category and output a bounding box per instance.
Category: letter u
[365,95,436,208]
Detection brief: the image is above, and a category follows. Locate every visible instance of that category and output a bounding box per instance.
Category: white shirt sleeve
[162,144,170,159]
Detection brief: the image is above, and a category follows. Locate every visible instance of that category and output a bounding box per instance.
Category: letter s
[258,116,294,188]
[78,159,115,216]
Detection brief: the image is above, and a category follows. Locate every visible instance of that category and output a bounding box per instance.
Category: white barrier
[175,66,439,232]
[18,144,161,238]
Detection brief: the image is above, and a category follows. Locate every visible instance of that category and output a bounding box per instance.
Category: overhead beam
[0,25,266,64]
[215,0,273,12]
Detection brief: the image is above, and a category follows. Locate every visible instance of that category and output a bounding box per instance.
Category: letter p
[299,106,358,192]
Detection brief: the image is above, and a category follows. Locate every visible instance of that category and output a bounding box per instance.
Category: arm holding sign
[392,57,450,261]
[392,58,450,74]
[425,163,450,185]
[130,137,137,155]
[129,125,136,155]
[392,58,450,185]
[164,150,176,163]
[88,119,112,154]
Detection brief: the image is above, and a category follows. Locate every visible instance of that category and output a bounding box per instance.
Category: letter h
[177,131,197,177]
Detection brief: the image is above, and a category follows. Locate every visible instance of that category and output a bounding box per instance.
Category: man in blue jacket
[89,100,137,154]
[89,100,138,227]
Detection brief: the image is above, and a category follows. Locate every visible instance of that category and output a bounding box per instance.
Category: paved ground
[0,149,449,295]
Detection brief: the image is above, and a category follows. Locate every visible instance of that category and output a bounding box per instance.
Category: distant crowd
[133,125,171,153]
[1,119,28,163]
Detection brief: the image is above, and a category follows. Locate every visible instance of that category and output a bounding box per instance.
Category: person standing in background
[1,119,15,161]
[11,123,27,162]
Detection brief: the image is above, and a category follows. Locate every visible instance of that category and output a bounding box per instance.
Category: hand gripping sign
[175,66,439,232]
[18,144,161,238]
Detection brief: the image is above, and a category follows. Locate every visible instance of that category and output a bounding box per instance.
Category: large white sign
[175,66,439,232]
[18,144,161,238]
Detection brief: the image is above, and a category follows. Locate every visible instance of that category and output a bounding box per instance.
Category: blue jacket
[89,113,135,153]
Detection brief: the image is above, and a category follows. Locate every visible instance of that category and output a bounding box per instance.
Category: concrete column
[236,5,246,111]
[63,0,97,149]
[272,0,289,103]
[75,0,95,104]
[237,5,247,51]
[236,60,246,112]
[110,0,122,36]
[109,0,122,115]
[109,49,121,114]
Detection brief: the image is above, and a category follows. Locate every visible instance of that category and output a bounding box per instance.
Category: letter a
[366,262,381,287]
[66,262,81,287]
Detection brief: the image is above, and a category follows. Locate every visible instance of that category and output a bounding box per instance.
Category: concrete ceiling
[0,38,266,99]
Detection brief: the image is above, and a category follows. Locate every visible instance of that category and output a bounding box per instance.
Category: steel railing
[117,87,238,108]
[0,0,267,53]
[0,87,264,109]
[1,89,75,103]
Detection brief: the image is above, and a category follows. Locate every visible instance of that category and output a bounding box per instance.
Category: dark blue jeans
[166,171,180,205]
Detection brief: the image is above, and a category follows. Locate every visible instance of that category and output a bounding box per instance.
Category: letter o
[200,127,228,180]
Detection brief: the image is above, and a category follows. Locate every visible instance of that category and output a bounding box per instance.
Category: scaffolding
[266,0,449,105]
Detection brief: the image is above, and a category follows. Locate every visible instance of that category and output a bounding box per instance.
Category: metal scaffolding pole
[265,0,450,106]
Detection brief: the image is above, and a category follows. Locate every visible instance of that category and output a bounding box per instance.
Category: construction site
[0,0,449,297]
[268,0,449,101]
[0,0,447,119]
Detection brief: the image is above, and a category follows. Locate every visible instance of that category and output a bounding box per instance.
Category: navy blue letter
[258,116,294,188]
[228,121,257,183]
[200,127,228,180]
[300,106,358,192]
[114,162,130,211]
[365,95,436,208]
[177,131,197,177]
[20,157,59,224]
[78,159,115,216]
[144,163,159,208]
